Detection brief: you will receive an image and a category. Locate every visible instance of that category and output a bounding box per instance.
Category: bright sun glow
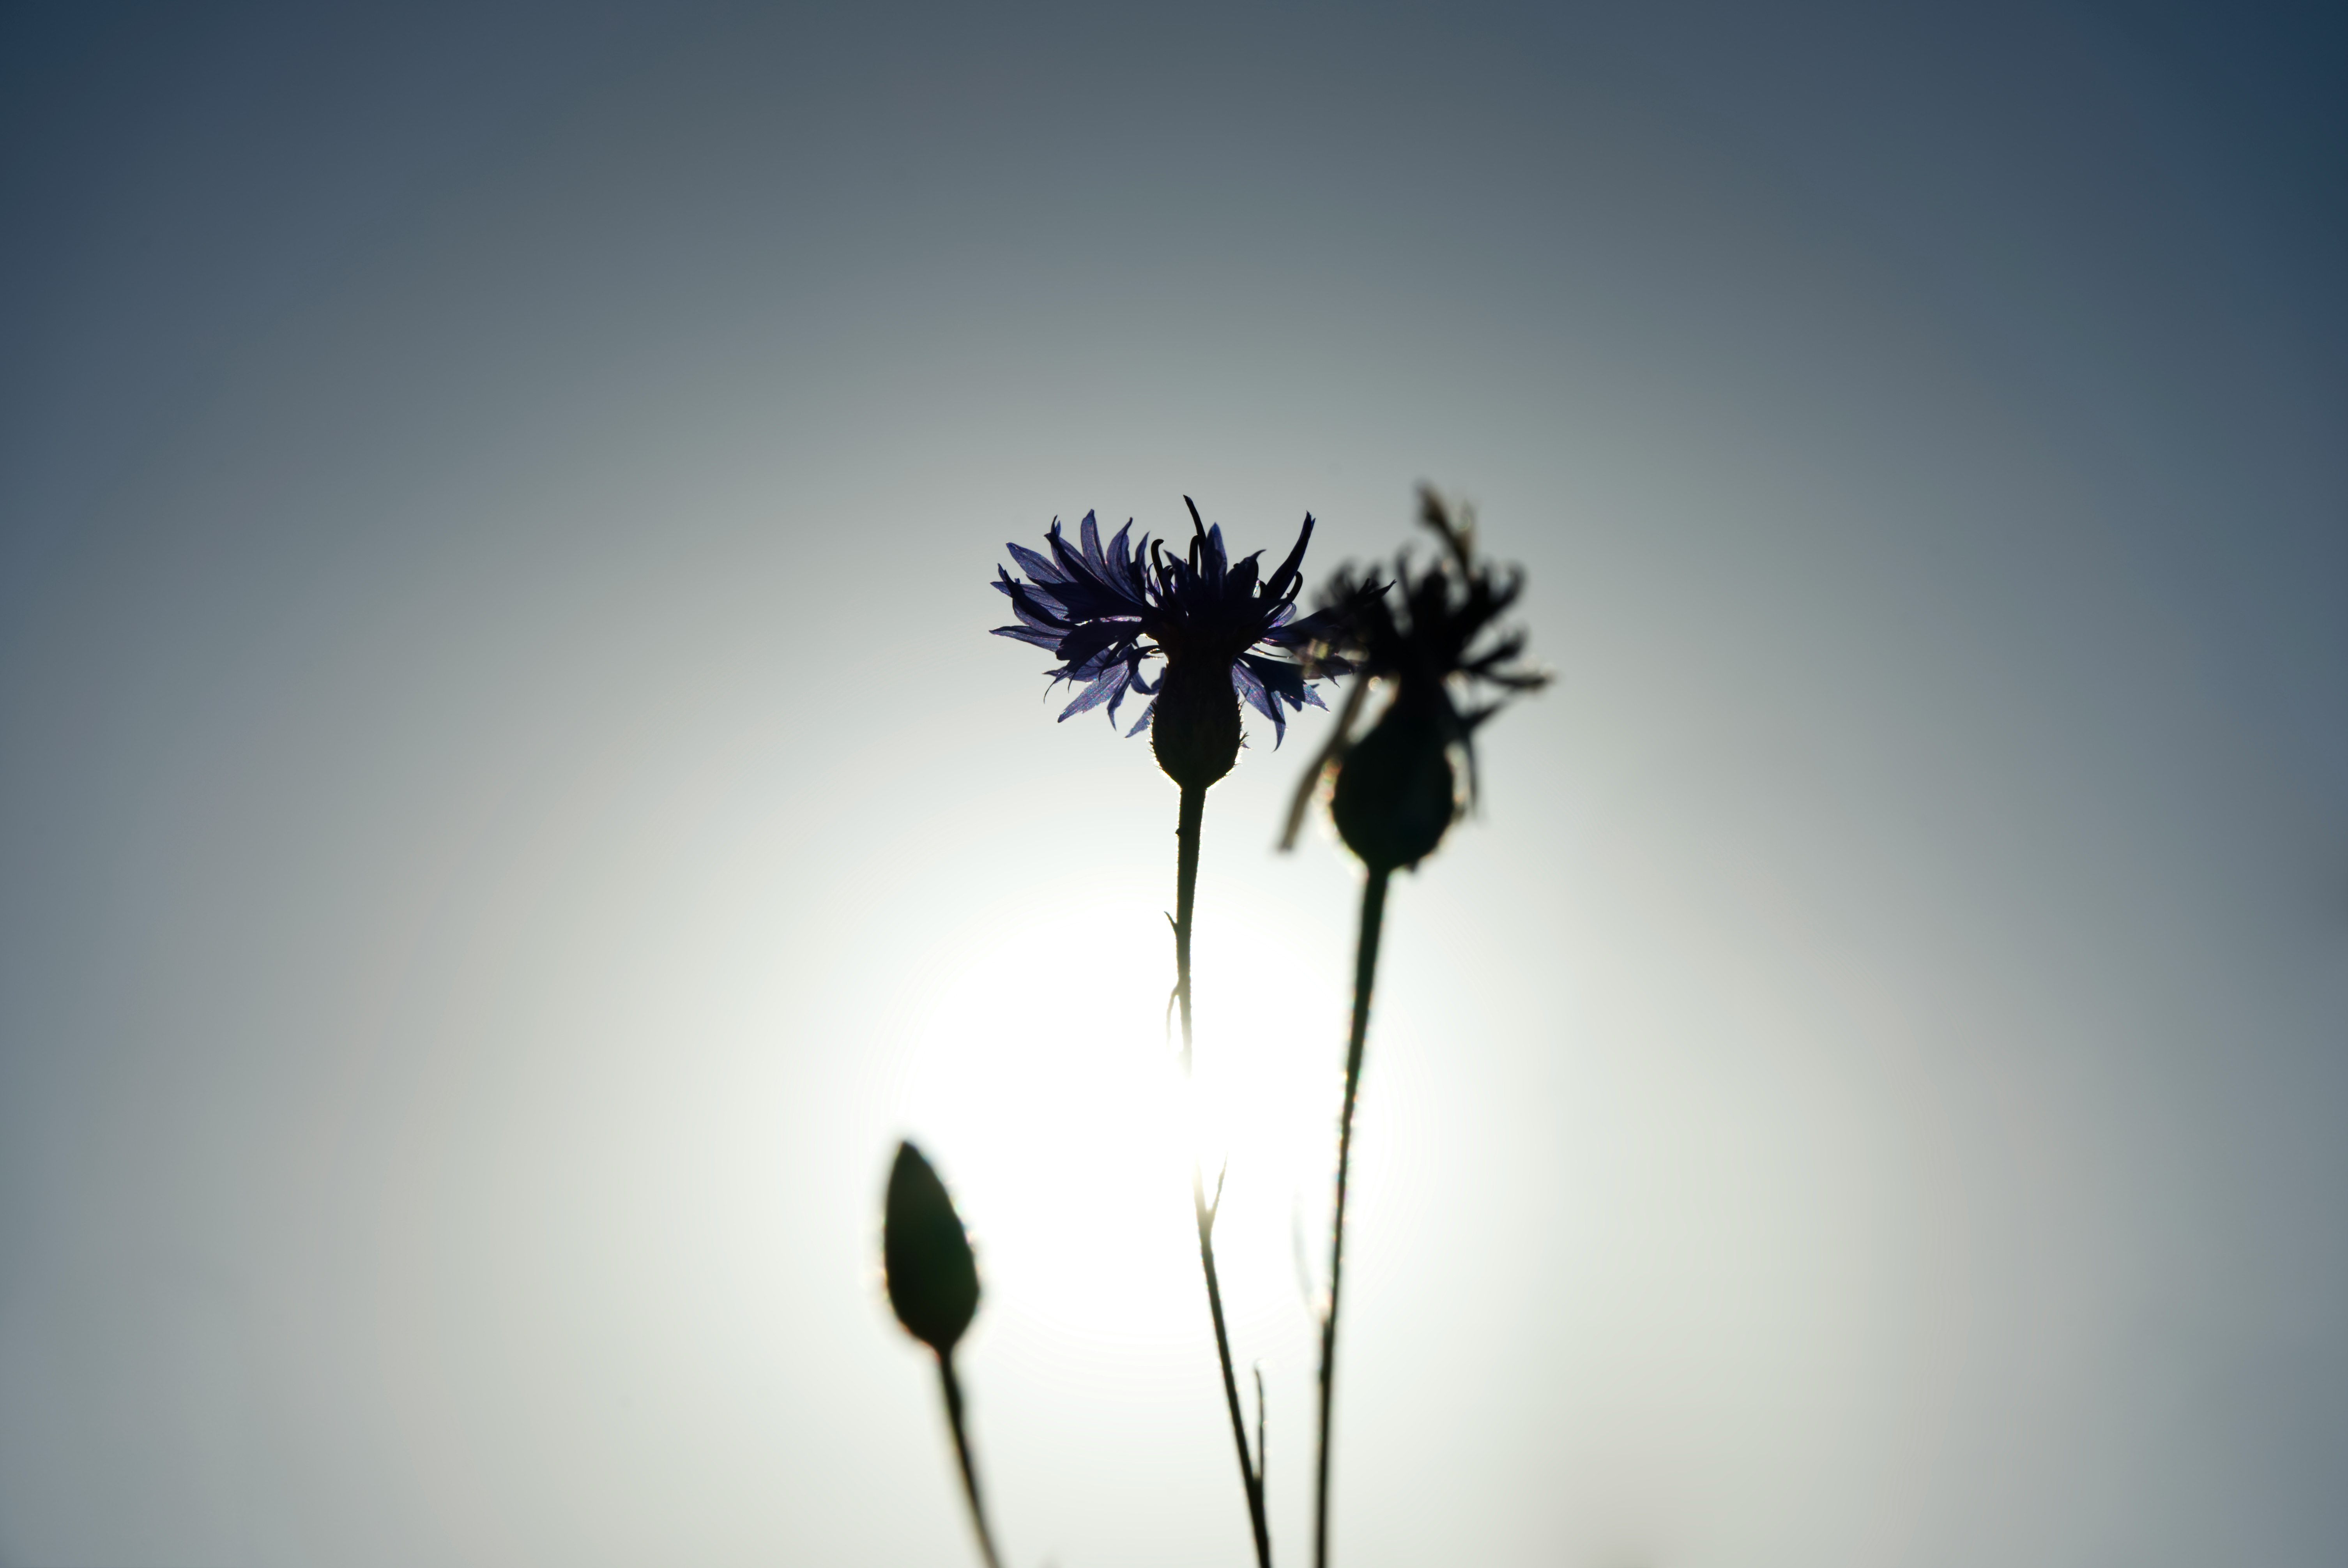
[890,890,1360,1359]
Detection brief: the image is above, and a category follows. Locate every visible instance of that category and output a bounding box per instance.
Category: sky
[2,4,2343,1565]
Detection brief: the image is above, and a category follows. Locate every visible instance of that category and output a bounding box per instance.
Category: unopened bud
[883,1142,980,1354]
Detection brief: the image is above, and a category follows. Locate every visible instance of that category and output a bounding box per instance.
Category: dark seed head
[1330,703,1459,871]
[883,1141,979,1354]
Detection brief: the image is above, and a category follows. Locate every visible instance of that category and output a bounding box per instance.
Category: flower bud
[1149,660,1243,790]
[884,1142,979,1354]
[1330,705,1458,871]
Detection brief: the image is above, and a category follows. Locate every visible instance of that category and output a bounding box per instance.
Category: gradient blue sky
[3,5,2344,1565]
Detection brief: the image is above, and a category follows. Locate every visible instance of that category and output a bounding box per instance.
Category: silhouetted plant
[988,501,1375,1566]
[883,1141,1002,1568]
[1283,486,1549,1568]
[876,489,1538,1567]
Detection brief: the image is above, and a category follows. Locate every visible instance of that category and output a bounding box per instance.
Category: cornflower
[992,501,1356,783]
[992,499,1374,1568]
[1285,487,1548,1568]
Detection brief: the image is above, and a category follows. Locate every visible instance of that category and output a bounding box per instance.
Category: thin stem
[1315,865,1390,1568]
[1194,1166,1268,1566]
[1277,674,1372,853]
[1174,784,1204,1074]
[1174,782,1273,1568]
[1255,1363,1269,1497]
[937,1352,1004,1568]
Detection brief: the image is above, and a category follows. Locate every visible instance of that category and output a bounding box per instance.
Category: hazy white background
[3,4,2343,1564]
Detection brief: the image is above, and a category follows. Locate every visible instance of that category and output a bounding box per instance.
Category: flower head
[1286,487,1549,869]
[992,499,1368,788]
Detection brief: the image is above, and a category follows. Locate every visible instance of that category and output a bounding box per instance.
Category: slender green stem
[937,1352,1004,1568]
[1174,782,1272,1568]
[1315,866,1390,1568]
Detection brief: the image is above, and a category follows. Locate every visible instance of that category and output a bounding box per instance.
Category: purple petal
[1226,550,1260,601]
[1107,520,1152,602]
[1057,663,1131,721]
[1103,653,1146,726]
[1232,657,1277,723]
[1002,576,1070,627]
[1079,511,1110,581]
[1046,519,1092,582]
[1242,652,1312,711]
[1007,540,1067,585]
[1054,618,1143,673]
[1262,513,1315,601]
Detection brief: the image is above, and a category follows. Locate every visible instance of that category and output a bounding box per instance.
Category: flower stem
[1315,865,1390,1568]
[937,1351,1004,1568]
[1174,782,1273,1568]
[1174,784,1204,1075]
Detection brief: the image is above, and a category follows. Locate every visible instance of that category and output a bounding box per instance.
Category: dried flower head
[1286,487,1549,870]
[992,500,1368,788]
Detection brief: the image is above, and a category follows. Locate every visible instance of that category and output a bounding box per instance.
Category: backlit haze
[3,5,2343,1565]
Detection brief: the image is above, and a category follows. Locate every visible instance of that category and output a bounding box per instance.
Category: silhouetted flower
[992,500,1368,788]
[1294,487,1548,870]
